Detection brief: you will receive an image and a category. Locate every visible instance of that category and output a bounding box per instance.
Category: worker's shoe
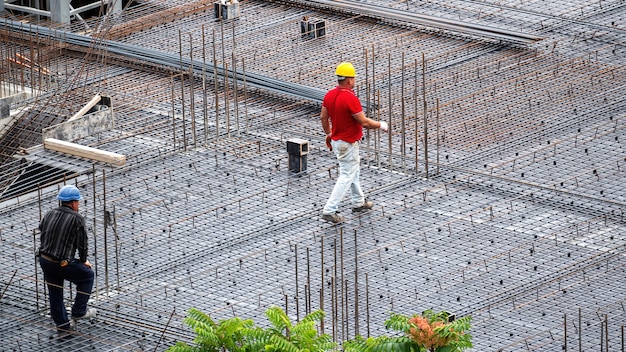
[72,307,97,320]
[56,321,75,339]
[322,212,344,223]
[352,200,374,212]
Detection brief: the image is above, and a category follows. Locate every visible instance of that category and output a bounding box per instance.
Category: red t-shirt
[323,86,363,143]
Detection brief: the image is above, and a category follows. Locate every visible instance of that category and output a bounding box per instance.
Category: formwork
[0,0,625,351]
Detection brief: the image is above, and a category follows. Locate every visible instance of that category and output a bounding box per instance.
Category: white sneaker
[73,307,97,320]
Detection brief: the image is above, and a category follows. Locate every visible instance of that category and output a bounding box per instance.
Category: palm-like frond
[383,312,413,333]
[265,305,292,332]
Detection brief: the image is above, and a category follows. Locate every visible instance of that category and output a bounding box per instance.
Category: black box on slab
[288,154,307,173]
[287,138,308,172]
[286,138,309,156]
[214,1,240,20]
[300,17,325,39]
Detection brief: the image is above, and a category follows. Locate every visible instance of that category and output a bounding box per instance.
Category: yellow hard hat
[335,62,357,78]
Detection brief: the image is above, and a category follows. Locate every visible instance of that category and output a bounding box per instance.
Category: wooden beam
[43,138,126,166]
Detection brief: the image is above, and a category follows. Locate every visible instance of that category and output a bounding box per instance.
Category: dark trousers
[39,257,94,330]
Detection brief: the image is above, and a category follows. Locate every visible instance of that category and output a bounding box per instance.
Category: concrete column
[50,0,70,24]
[0,0,5,12]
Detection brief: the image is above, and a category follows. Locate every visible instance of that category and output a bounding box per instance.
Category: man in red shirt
[320,62,388,223]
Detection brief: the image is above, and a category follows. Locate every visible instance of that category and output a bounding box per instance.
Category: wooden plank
[43,138,126,166]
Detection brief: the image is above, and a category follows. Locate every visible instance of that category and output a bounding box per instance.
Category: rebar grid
[1,0,626,351]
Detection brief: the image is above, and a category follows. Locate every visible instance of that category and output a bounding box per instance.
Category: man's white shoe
[73,307,97,320]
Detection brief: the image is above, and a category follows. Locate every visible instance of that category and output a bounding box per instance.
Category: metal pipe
[280,0,543,43]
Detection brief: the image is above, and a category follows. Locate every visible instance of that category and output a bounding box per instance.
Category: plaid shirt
[39,205,89,262]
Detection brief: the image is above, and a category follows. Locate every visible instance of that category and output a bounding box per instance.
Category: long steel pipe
[0,18,327,104]
[273,0,543,44]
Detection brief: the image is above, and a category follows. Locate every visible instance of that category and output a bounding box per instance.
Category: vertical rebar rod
[19,34,24,89]
[212,27,220,141]
[422,53,429,178]
[320,287,324,333]
[340,229,345,341]
[436,98,440,175]
[579,307,582,352]
[376,90,381,169]
[284,294,288,316]
[387,52,393,172]
[113,205,120,290]
[344,278,349,340]
[294,244,300,322]
[306,247,311,316]
[333,237,338,342]
[171,76,177,150]
[401,51,406,173]
[33,229,39,311]
[37,184,42,221]
[220,20,231,138]
[241,57,250,133]
[621,325,624,352]
[103,169,109,296]
[181,73,188,151]
[372,44,378,164]
[365,272,370,337]
[365,47,370,167]
[601,319,604,352]
[202,24,208,146]
[414,58,419,173]
[231,23,240,136]
[29,29,34,94]
[353,229,359,336]
[605,315,609,352]
[331,275,336,342]
[92,165,99,295]
[188,33,196,149]
[179,30,187,151]
[563,314,567,352]
[320,235,325,333]
[224,61,231,138]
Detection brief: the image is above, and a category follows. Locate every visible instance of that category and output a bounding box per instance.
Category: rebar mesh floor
[1,0,626,351]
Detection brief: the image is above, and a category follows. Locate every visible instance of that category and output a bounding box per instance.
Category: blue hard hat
[57,185,83,201]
